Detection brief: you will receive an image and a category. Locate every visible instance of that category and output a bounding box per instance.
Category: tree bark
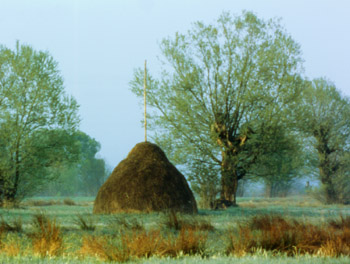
[220,150,239,205]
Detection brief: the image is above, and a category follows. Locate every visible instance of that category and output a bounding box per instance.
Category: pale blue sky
[1,0,349,166]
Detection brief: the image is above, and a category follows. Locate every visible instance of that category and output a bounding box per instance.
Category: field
[0,196,349,263]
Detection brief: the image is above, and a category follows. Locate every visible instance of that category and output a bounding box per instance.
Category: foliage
[249,124,306,197]
[297,78,350,204]
[41,131,110,197]
[75,131,109,196]
[0,42,80,203]
[131,11,304,205]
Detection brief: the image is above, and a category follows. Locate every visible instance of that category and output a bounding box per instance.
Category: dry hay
[93,142,197,214]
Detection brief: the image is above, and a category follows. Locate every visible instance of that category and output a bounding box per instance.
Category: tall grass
[227,215,350,257]
[73,214,96,231]
[29,213,63,257]
[80,227,207,261]
[164,211,214,231]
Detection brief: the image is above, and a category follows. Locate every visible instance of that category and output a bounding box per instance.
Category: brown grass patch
[80,227,207,261]
[160,227,207,257]
[63,198,76,206]
[2,238,21,257]
[328,215,350,230]
[80,235,130,262]
[30,213,63,257]
[227,215,350,257]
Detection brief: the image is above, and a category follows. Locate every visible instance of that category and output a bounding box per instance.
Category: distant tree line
[131,11,350,207]
[0,42,108,205]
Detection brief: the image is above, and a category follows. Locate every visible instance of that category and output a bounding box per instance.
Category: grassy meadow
[0,196,349,263]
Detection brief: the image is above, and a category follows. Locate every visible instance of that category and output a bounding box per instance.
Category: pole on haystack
[144,60,147,142]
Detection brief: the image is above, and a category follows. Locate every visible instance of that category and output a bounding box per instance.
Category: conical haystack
[93,142,197,214]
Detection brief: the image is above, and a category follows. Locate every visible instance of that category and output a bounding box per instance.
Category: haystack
[93,142,197,214]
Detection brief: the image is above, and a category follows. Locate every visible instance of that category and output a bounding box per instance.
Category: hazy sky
[1,0,350,167]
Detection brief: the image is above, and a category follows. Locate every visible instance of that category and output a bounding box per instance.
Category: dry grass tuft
[249,214,291,231]
[2,238,21,257]
[30,213,63,257]
[80,227,207,261]
[161,227,207,257]
[73,214,96,231]
[328,215,350,230]
[123,229,162,258]
[80,235,130,262]
[164,211,214,231]
[125,228,207,258]
[227,215,350,257]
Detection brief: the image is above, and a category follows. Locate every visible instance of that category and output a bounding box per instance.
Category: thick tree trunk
[319,166,337,204]
[315,132,339,204]
[220,151,239,205]
[5,150,20,203]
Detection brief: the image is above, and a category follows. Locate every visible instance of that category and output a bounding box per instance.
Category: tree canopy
[131,11,304,206]
[0,42,80,203]
[297,78,350,204]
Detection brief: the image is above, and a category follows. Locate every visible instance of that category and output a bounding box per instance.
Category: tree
[39,131,110,197]
[131,11,304,206]
[249,124,305,197]
[0,42,80,203]
[75,131,109,196]
[297,78,350,204]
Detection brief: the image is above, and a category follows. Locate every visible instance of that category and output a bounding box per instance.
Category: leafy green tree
[75,131,109,196]
[131,11,304,205]
[0,42,80,203]
[249,124,305,197]
[40,131,109,197]
[298,78,350,204]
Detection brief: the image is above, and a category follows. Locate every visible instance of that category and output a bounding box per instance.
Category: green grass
[0,196,349,263]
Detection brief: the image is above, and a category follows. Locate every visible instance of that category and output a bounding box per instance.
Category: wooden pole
[144,60,147,142]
